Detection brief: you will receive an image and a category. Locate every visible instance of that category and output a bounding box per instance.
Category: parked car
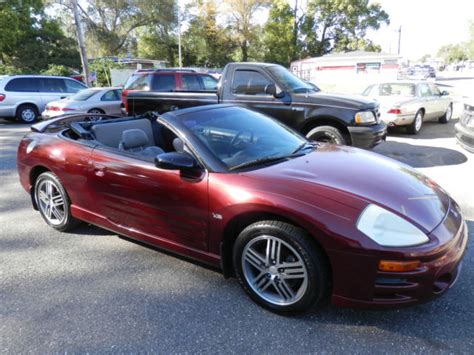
[124,62,387,149]
[42,87,123,120]
[18,105,467,314]
[0,75,87,123]
[362,82,453,134]
[455,97,474,152]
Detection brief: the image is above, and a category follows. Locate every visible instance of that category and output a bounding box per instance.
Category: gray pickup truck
[124,62,387,148]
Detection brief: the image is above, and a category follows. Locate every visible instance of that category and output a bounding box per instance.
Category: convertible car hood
[296,92,377,110]
[243,145,450,233]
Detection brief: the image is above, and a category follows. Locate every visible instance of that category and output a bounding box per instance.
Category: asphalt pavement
[1,118,473,353]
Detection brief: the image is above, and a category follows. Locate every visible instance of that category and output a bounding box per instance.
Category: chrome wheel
[87,110,104,121]
[242,235,309,306]
[21,108,36,122]
[445,105,452,121]
[415,111,423,132]
[36,180,66,226]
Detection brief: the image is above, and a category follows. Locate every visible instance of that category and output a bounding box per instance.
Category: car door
[99,89,122,115]
[39,78,69,111]
[88,145,209,251]
[222,69,294,125]
[429,83,449,116]
[417,83,436,120]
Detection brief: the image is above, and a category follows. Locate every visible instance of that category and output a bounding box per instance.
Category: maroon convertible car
[17,105,468,313]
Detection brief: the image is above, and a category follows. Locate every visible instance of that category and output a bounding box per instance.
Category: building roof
[293,51,403,64]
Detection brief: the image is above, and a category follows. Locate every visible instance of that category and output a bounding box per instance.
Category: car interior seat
[119,128,165,157]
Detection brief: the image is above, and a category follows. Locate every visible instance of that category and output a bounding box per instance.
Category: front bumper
[348,122,387,149]
[455,122,474,153]
[329,204,468,309]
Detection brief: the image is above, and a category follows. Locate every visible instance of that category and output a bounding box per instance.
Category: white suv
[0,75,87,123]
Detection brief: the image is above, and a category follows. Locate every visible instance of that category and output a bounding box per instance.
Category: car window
[70,88,99,101]
[181,74,202,91]
[379,84,415,96]
[64,79,86,93]
[231,70,273,96]
[362,85,374,96]
[201,75,218,91]
[101,90,119,101]
[113,89,122,100]
[429,84,441,96]
[151,74,176,91]
[40,78,67,93]
[4,78,40,92]
[418,84,433,97]
[124,74,151,90]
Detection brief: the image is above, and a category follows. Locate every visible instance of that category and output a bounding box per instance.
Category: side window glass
[126,74,151,90]
[5,78,39,92]
[231,70,272,96]
[101,90,117,101]
[418,84,432,97]
[65,79,86,93]
[201,75,218,91]
[41,78,67,93]
[181,75,202,91]
[114,90,122,100]
[430,84,441,96]
[151,74,176,92]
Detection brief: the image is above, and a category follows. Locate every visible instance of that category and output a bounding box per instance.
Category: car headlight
[357,204,429,247]
[355,111,376,124]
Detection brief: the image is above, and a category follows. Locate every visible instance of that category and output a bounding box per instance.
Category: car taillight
[122,89,129,113]
[0,93,5,102]
[62,108,76,111]
[387,108,401,114]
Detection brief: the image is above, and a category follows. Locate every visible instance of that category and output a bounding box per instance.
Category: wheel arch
[300,116,352,145]
[219,211,333,285]
[29,165,51,210]
[88,107,106,113]
[16,102,40,115]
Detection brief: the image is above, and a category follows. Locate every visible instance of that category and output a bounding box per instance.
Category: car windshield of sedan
[69,89,99,101]
[180,107,312,170]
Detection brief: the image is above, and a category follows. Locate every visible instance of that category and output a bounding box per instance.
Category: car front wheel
[233,221,329,314]
[34,172,81,232]
[306,125,346,145]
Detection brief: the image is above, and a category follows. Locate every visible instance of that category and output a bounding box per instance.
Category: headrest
[122,129,149,149]
[173,137,184,153]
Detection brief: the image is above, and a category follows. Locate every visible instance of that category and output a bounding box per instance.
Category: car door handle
[93,164,106,177]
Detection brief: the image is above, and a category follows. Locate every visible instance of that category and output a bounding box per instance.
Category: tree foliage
[437,44,468,64]
[0,0,79,73]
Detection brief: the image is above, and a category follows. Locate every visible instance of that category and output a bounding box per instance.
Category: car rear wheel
[407,110,423,135]
[233,221,329,314]
[34,172,81,232]
[439,104,453,123]
[16,104,39,123]
[306,125,346,145]
[86,108,105,122]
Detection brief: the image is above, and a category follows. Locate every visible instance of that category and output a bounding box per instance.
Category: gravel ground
[1,118,473,353]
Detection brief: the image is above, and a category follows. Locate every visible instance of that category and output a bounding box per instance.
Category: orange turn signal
[378,260,420,272]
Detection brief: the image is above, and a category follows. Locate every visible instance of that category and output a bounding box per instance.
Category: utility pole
[72,0,91,87]
[397,25,402,55]
[177,4,182,68]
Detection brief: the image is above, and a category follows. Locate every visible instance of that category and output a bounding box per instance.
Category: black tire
[34,172,81,232]
[306,125,346,145]
[16,104,39,123]
[86,108,105,122]
[4,117,16,122]
[407,110,424,135]
[438,103,453,123]
[233,220,330,314]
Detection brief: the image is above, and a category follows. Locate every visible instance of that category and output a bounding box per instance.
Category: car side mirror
[265,83,285,99]
[155,152,196,171]
[441,90,449,96]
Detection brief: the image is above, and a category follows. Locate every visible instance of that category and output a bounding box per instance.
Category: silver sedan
[362,82,453,134]
[42,87,123,120]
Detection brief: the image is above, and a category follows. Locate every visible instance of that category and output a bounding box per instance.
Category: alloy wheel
[241,235,309,306]
[36,179,66,226]
[415,112,423,132]
[21,109,36,122]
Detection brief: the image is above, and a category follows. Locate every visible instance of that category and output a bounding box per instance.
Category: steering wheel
[228,129,254,157]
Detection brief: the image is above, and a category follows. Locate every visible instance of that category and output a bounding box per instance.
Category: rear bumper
[348,122,387,149]
[380,113,414,126]
[329,207,468,309]
[455,123,474,153]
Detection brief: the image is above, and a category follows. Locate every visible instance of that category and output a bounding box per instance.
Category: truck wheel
[438,104,452,123]
[16,104,39,123]
[407,110,423,135]
[306,126,346,145]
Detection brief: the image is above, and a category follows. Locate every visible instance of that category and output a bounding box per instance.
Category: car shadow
[387,119,458,140]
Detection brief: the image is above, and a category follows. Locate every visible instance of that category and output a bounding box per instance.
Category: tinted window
[41,78,67,93]
[124,74,151,90]
[64,79,86,93]
[101,90,120,101]
[418,84,432,97]
[181,74,202,91]
[5,78,40,92]
[231,70,272,95]
[151,74,176,91]
[181,107,306,170]
[201,75,218,90]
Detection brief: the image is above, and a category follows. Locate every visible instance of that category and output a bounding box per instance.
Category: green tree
[437,44,468,64]
[263,0,297,66]
[468,20,474,60]
[0,0,79,72]
[301,0,389,56]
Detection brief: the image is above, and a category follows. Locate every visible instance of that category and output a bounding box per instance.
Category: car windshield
[267,66,318,94]
[180,107,312,171]
[69,89,99,101]
[378,83,415,97]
